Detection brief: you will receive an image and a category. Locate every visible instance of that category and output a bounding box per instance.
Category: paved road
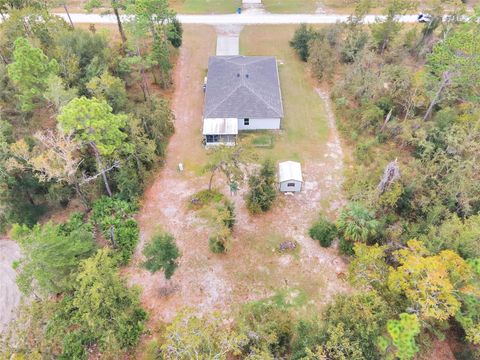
[55,12,423,25]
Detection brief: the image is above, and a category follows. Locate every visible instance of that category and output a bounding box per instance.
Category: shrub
[309,37,336,82]
[337,202,379,245]
[189,189,224,209]
[309,217,337,247]
[339,237,355,255]
[167,17,183,48]
[222,200,236,230]
[91,196,139,264]
[246,160,277,214]
[236,301,295,358]
[291,319,323,360]
[209,232,228,254]
[340,29,370,63]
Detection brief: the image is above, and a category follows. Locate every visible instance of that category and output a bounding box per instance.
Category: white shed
[278,161,303,192]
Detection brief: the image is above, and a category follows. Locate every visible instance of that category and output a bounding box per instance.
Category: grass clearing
[262,0,319,13]
[242,131,275,149]
[240,25,329,163]
[169,0,240,14]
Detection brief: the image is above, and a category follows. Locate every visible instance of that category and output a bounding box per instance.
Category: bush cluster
[308,217,337,247]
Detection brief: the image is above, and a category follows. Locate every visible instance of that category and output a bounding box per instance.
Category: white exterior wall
[237,118,281,130]
[279,180,302,192]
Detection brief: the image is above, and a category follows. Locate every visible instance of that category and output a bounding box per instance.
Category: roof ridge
[223,56,270,66]
[242,83,283,117]
[205,81,242,117]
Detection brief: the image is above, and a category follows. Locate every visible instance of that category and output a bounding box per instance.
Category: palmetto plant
[337,202,379,243]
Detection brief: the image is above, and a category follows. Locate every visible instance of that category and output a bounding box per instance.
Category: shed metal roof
[203,118,238,135]
[204,56,284,119]
[279,161,303,182]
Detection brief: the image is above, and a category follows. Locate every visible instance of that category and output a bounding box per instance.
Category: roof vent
[245,74,249,78]
[237,73,240,77]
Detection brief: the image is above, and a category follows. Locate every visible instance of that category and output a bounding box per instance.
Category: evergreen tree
[246,159,277,214]
[7,37,58,111]
[143,232,180,279]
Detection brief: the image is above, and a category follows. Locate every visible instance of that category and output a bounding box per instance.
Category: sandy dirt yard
[126,25,350,325]
[0,239,21,334]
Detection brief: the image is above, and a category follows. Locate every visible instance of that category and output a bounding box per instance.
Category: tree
[290,23,314,62]
[86,72,128,113]
[203,142,256,191]
[167,17,183,48]
[160,309,243,359]
[57,96,130,196]
[47,0,74,27]
[235,301,295,359]
[318,292,392,360]
[0,120,48,229]
[85,0,127,45]
[308,37,336,82]
[349,243,389,291]
[52,249,147,358]
[7,37,58,111]
[54,29,109,90]
[456,282,480,345]
[388,239,476,321]
[340,29,370,63]
[43,75,78,111]
[206,198,236,254]
[142,232,180,279]
[337,202,379,244]
[380,313,421,360]
[113,116,157,201]
[125,0,178,88]
[423,213,480,259]
[11,214,95,296]
[370,0,416,53]
[424,25,480,117]
[246,159,277,214]
[133,98,175,157]
[9,129,90,209]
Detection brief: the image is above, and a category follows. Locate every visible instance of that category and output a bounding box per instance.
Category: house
[278,161,303,192]
[203,56,284,146]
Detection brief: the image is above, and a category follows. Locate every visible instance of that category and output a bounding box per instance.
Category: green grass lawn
[262,0,319,13]
[240,25,329,163]
[170,0,241,14]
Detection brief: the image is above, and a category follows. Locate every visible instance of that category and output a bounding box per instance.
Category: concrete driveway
[0,239,21,334]
[216,35,239,55]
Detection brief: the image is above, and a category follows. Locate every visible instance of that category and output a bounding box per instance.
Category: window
[287,182,295,187]
[244,118,250,126]
[206,135,219,143]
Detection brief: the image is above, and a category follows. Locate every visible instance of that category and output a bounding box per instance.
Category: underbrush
[188,189,235,253]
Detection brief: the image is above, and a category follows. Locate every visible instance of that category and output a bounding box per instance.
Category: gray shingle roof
[204,56,284,119]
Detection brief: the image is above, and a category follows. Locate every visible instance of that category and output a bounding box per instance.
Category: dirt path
[0,239,21,334]
[126,27,350,324]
